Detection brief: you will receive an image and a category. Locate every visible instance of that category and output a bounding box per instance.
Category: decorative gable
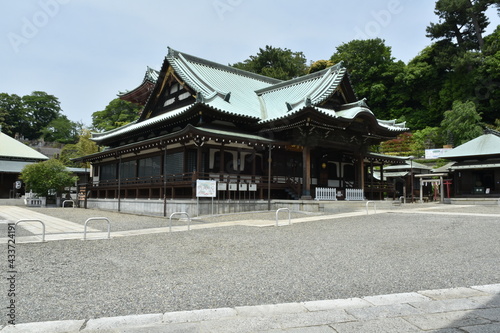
[142,66,196,120]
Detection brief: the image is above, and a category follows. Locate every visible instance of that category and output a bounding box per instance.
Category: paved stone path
[0,206,374,243]
[0,206,100,241]
[1,284,499,332]
[3,203,490,244]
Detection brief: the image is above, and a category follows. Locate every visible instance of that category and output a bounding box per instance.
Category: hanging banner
[196,180,217,198]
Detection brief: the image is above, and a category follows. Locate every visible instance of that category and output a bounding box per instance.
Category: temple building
[78,48,408,214]
[441,131,500,199]
[0,129,48,198]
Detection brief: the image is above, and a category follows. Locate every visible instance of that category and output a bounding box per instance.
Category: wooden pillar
[359,155,365,191]
[301,146,312,199]
[380,162,385,200]
[219,143,225,177]
[252,150,256,182]
[182,144,187,174]
[163,144,168,216]
[440,176,444,203]
[340,161,344,189]
[196,145,203,179]
[267,145,272,210]
[369,160,374,200]
[117,155,121,212]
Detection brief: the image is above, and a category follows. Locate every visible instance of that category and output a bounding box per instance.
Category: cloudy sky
[1,1,499,127]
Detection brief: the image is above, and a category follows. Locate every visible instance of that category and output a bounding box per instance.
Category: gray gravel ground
[1,204,500,325]
[22,207,322,232]
[0,222,35,237]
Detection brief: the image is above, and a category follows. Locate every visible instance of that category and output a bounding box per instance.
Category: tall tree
[21,91,62,139]
[392,46,443,129]
[473,25,500,123]
[0,93,24,136]
[59,129,99,167]
[426,0,497,52]
[231,45,308,80]
[330,39,404,120]
[40,115,82,144]
[0,92,62,139]
[441,100,483,146]
[92,98,142,132]
[410,127,445,158]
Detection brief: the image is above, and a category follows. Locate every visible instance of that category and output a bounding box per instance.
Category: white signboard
[425,148,452,159]
[196,180,217,198]
[217,182,227,191]
[228,183,237,191]
[249,183,257,191]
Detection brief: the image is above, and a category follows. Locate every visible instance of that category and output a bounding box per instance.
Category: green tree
[0,93,24,136]
[41,115,82,144]
[92,98,141,132]
[59,129,99,167]
[330,39,405,120]
[426,0,496,52]
[441,100,484,146]
[231,45,308,80]
[22,91,62,139]
[20,159,77,197]
[393,47,443,129]
[410,127,445,157]
[308,60,335,74]
[473,25,500,123]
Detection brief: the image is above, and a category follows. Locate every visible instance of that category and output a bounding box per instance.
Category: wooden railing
[88,173,394,199]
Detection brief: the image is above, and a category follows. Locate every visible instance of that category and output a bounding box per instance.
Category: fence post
[365,201,377,215]
[275,208,291,226]
[169,212,191,232]
[62,200,74,208]
[83,217,111,240]
[15,219,45,242]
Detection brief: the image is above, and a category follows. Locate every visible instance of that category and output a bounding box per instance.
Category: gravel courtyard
[2,204,500,324]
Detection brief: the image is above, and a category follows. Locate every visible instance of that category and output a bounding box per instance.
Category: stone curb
[2,284,498,332]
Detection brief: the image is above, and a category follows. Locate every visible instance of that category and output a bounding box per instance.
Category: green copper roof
[94,48,408,143]
[442,134,500,159]
[0,132,49,161]
[164,48,406,128]
[256,63,348,122]
[166,48,276,120]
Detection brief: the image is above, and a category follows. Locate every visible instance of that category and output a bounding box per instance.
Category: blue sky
[1,1,499,128]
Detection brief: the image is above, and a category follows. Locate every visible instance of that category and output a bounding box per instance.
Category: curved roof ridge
[144,66,159,83]
[92,105,194,143]
[92,121,138,139]
[168,52,215,98]
[255,62,345,96]
[167,47,281,85]
[300,66,346,106]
